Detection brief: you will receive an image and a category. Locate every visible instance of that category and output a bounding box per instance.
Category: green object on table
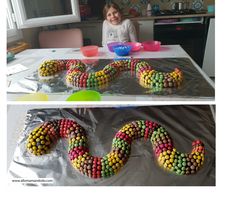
[7,52,15,63]
[66,90,101,101]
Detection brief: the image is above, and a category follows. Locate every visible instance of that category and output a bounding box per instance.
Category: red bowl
[125,42,142,52]
[80,45,98,57]
[142,41,161,51]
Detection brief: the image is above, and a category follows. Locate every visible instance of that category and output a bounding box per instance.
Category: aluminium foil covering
[7,58,214,99]
[8,105,215,186]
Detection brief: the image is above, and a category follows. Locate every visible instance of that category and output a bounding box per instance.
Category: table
[7,45,214,101]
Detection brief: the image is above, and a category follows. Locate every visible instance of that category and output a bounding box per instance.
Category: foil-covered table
[7,58,214,99]
[8,105,215,186]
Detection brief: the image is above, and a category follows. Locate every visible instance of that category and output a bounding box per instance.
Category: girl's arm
[102,20,107,46]
[127,20,138,42]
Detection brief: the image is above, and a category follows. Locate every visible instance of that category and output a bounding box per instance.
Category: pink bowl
[80,45,98,57]
[142,41,161,51]
[125,42,142,52]
[107,42,124,52]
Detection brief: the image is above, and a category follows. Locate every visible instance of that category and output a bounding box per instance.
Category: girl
[102,2,137,46]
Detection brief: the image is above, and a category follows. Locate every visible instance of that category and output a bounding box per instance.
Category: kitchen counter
[130,12,215,20]
[80,13,215,24]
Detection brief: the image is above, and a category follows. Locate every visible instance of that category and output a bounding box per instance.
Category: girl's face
[106,7,121,25]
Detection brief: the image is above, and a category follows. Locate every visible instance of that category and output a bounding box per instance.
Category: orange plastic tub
[80,45,98,57]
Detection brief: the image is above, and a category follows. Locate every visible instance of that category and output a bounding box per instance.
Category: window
[7,0,23,43]
[10,0,81,29]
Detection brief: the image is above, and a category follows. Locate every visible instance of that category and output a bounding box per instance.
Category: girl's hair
[103,2,122,19]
